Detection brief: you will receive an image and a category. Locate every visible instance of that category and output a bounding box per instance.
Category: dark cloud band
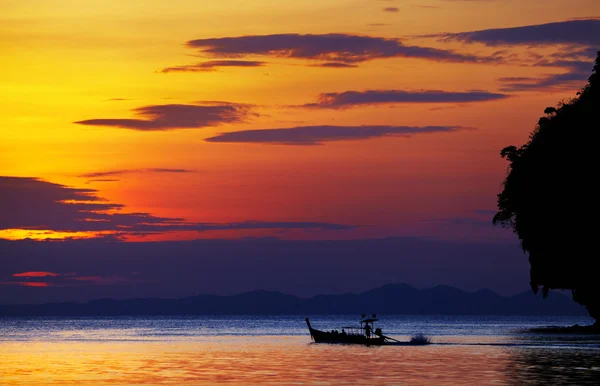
[439,19,600,47]
[205,125,467,145]
[185,33,487,64]
[303,89,509,108]
[75,103,254,131]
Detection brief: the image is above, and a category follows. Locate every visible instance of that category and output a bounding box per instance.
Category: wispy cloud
[310,62,359,68]
[79,168,194,178]
[85,179,119,184]
[75,102,255,131]
[498,59,594,91]
[3,271,152,288]
[301,89,510,108]
[161,60,266,73]
[205,125,468,145]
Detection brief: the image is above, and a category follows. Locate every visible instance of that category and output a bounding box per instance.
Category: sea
[1,315,599,385]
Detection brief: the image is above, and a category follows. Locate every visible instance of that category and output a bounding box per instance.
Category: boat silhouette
[305,315,400,345]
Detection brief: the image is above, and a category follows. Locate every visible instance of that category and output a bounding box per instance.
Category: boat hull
[306,318,386,345]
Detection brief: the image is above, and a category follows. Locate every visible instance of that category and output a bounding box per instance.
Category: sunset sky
[1,0,599,303]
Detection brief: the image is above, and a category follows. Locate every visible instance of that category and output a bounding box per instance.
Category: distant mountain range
[0,283,589,316]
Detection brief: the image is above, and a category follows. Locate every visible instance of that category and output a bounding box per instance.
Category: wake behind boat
[305,315,426,346]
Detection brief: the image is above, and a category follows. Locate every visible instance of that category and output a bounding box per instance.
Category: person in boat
[341,329,346,336]
[365,323,372,339]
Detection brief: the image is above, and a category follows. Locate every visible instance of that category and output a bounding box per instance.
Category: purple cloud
[433,19,599,92]
[204,125,467,145]
[0,177,354,235]
[161,60,266,73]
[185,33,487,64]
[302,89,510,108]
[498,59,594,91]
[75,102,254,131]
[439,19,600,47]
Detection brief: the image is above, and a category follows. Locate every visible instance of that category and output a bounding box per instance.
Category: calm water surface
[1,315,599,385]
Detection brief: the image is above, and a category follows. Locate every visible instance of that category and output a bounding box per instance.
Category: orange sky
[2,0,599,241]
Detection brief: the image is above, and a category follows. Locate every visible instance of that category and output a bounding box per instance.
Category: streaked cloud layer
[439,19,600,46]
[498,60,595,91]
[303,89,510,108]
[205,125,467,145]
[185,33,487,64]
[79,168,194,178]
[161,60,266,73]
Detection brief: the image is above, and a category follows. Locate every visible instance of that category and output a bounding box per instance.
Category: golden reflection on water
[0,336,502,385]
[1,336,598,385]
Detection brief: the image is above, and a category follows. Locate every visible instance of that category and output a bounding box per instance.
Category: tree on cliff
[493,52,600,325]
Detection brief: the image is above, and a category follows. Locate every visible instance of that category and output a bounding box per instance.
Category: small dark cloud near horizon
[184,33,491,66]
[106,98,131,101]
[302,89,510,108]
[1,271,150,288]
[79,168,194,178]
[367,23,390,27]
[0,176,355,235]
[383,7,399,12]
[75,102,255,131]
[205,125,467,145]
[161,60,266,73]
[13,271,60,278]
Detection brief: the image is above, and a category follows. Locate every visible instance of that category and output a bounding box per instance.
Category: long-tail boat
[305,315,391,345]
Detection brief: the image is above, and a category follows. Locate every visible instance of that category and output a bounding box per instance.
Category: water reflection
[1,316,599,384]
[506,347,600,385]
[1,337,598,385]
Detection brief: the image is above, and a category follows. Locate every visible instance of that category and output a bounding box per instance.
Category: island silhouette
[0,283,587,316]
[494,51,600,329]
